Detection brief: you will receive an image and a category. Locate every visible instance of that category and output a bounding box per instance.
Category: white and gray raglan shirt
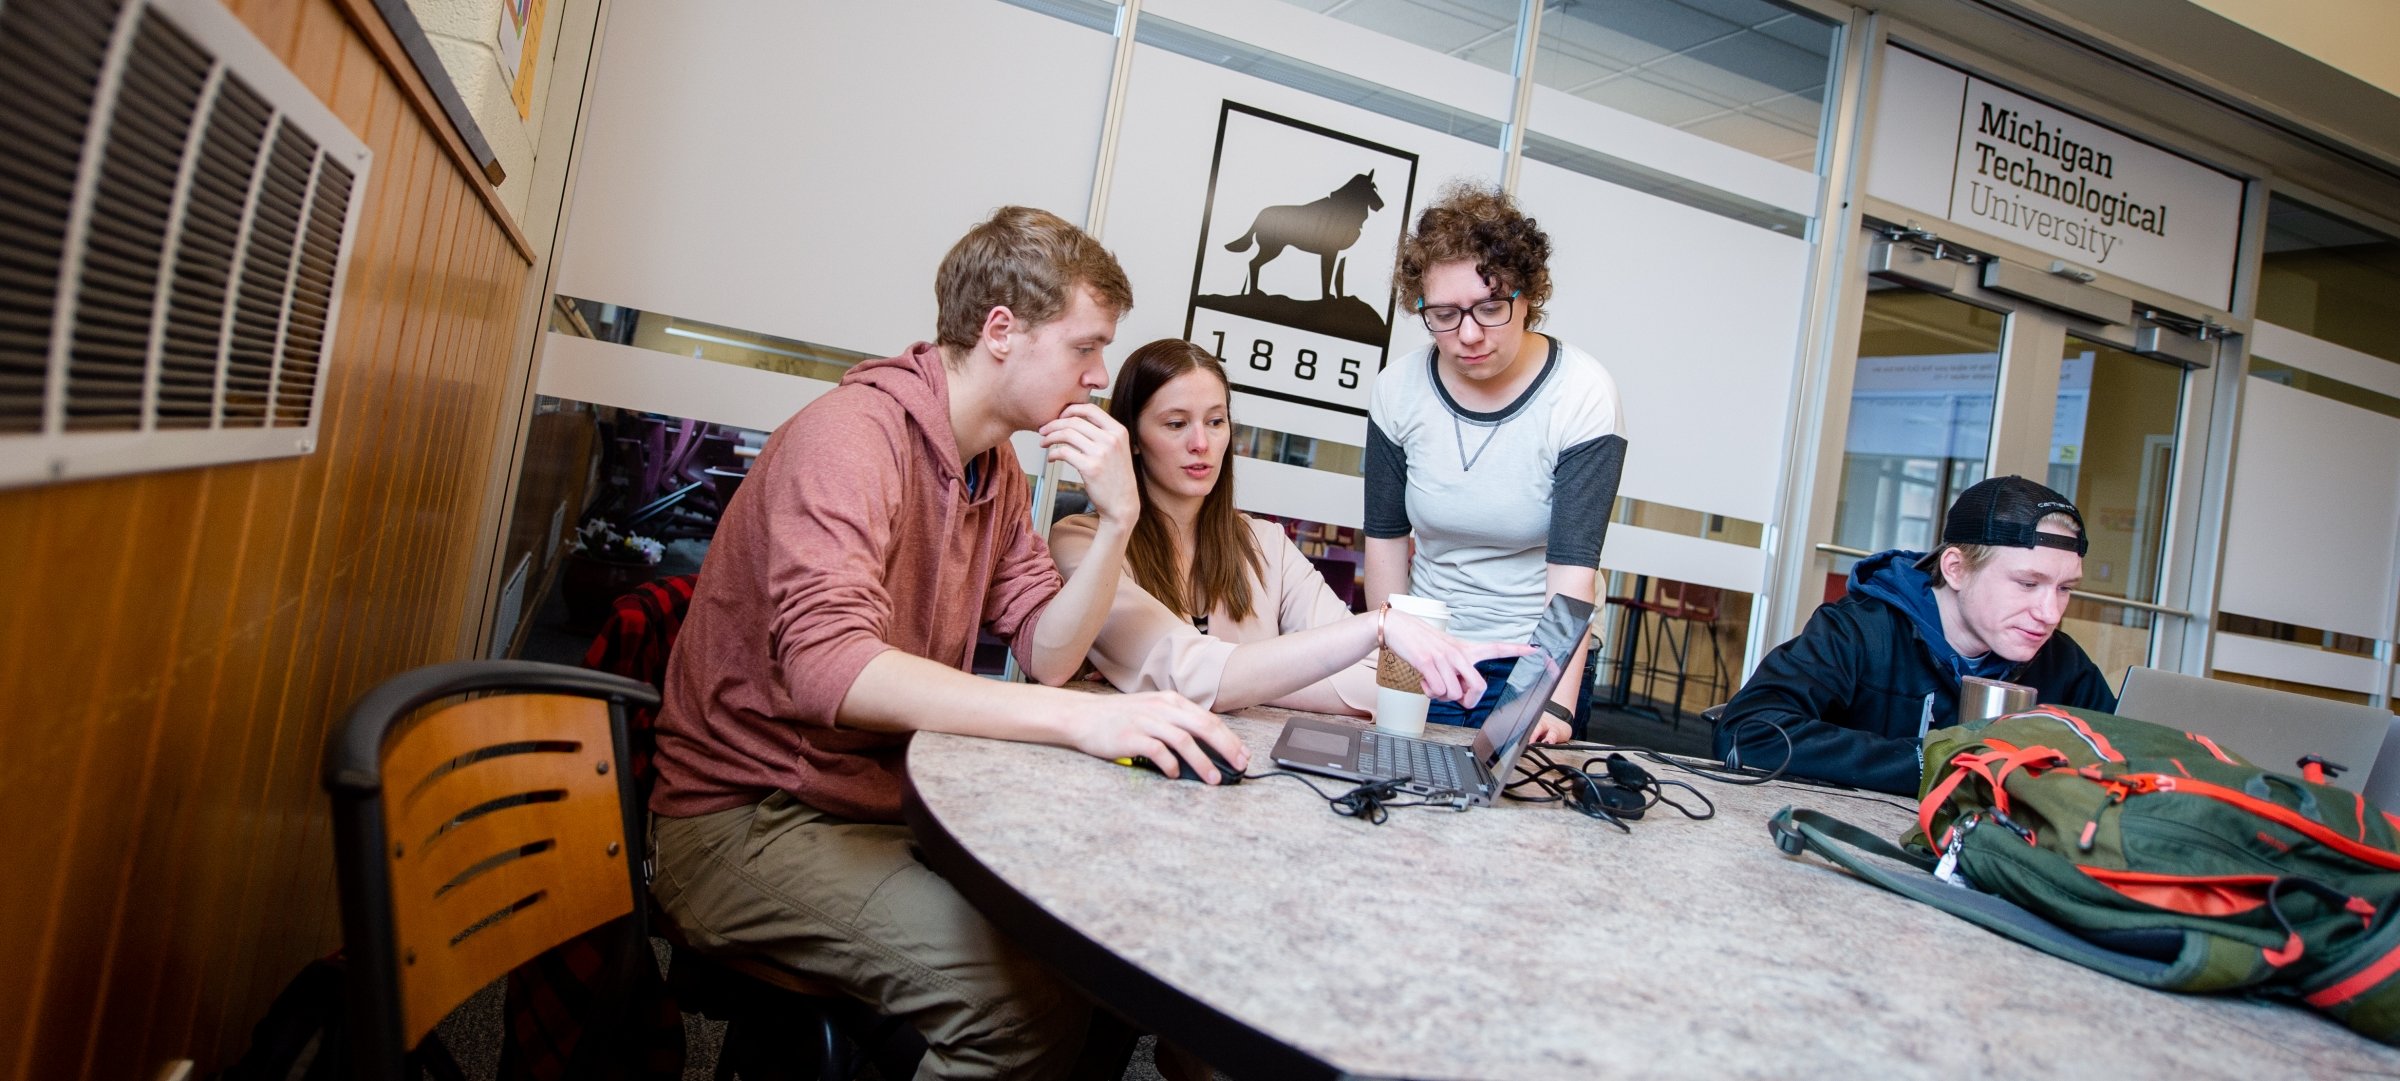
[1363,337,1627,642]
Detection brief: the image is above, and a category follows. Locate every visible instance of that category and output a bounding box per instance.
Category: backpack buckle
[1990,809,2037,846]
[2300,755,2348,786]
[1768,812,1807,856]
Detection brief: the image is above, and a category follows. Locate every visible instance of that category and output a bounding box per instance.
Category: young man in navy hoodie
[1713,476,2118,795]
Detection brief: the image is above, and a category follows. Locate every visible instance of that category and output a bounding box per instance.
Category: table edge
[901,760,1373,1081]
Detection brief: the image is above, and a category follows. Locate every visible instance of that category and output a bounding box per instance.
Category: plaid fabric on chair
[580,574,697,780]
[499,574,698,1080]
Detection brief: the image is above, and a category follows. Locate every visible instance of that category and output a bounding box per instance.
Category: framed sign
[1183,102,1418,419]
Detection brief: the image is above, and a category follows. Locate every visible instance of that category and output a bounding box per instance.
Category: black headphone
[1566,754,1654,820]
[1507,748,1714,830]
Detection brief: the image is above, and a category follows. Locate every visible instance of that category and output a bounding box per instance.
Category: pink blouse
[1047,514,1376,716]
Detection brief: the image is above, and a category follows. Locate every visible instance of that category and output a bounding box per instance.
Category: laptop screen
[1473,594,1596,777]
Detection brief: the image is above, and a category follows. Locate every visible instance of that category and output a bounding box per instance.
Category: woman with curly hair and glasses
[1363,180,1627,738]
[1050,338,1527,720]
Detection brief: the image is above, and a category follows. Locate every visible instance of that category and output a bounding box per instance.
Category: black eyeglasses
[1417,290,1518,333]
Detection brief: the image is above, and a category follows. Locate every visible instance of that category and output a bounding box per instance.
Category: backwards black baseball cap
[1914,475,2088,570]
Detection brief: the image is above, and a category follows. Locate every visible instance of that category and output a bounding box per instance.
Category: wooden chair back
[324,660,658,1079]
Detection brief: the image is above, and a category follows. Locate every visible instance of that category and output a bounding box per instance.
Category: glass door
[2046,334,2188,684]
[1834,285,2006,558]
[1804,222,2217,689]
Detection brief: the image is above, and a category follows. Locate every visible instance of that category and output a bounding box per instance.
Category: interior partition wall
[519,0,1852,672]
[2212,196,2400,706]
[510,0,2400,706]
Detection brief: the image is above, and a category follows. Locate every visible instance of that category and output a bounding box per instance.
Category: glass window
[1589,575,1754,744]
[2248,357,2400,421]
[1131,15,1509,145]
[1616,498,1766,549]
[996,0,1121,32]
[2209,671,2376,708]
[1257,512,1369,610]
[2259,194,2400,365]
[1228,424,1363,475]
[1531,0,1839,167]
[554,297,871,383]
[2049,337,2183,690]
[1268,0,1524,78]
[1833,287,2005,559]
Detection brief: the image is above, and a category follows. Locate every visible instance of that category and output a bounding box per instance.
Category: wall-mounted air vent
[0,0,372,487]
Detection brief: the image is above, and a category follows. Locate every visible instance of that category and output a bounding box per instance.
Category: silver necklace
[1452,410,1505,471]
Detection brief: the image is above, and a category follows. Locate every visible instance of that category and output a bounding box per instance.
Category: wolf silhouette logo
[1184,102,1416,415]
[1223,171,1384,299]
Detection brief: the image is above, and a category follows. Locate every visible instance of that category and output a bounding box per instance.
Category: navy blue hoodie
[1711,549,2118,795]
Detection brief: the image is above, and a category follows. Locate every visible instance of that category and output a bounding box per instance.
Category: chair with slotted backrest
[323,660,660,1081]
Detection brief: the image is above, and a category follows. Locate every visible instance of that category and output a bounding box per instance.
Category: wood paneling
[0,0,536,1075]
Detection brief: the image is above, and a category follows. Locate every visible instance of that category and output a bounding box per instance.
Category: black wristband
[1543,700,1574,724]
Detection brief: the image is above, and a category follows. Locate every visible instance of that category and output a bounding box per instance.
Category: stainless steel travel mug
[1959,676,2037,722]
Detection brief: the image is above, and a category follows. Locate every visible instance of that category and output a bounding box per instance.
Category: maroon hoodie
[648,343,1061,823]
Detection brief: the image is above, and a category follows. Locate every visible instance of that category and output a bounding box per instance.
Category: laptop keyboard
[1358,732,1463,793]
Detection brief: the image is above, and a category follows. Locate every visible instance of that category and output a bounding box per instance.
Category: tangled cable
[1504,747,1715,831]
[1247,770,1464,826]
[1544,713,1918,814]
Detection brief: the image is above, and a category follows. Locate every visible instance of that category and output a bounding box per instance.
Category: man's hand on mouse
[1381,611,1537,704]
[1068,691,1248,784]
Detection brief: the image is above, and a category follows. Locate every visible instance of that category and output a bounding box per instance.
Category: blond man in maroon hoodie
[648,208,1243,1078]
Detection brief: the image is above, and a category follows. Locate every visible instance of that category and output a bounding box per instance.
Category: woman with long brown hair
[1050,339,1519,715]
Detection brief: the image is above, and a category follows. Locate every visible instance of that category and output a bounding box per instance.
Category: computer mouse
[1129,740,1244,785]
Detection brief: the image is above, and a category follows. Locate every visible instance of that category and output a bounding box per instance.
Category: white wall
[555,0,1118,362]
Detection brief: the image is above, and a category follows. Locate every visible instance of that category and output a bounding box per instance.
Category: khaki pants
[651,792,1089,1080]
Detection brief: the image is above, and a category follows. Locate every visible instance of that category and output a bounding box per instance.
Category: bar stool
[1602,579,1730,728]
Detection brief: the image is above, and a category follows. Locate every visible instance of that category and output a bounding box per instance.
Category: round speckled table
[902,705,2400,1080]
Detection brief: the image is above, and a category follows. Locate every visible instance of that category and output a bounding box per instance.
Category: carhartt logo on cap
[1915,475,2089,569]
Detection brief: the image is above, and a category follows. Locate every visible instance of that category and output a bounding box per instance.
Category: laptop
[2115,667,2389,793]
[1268,594,1595,808]
[2361,718,2400,811]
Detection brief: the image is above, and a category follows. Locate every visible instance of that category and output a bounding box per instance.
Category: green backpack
[1768,704,2400,1045]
